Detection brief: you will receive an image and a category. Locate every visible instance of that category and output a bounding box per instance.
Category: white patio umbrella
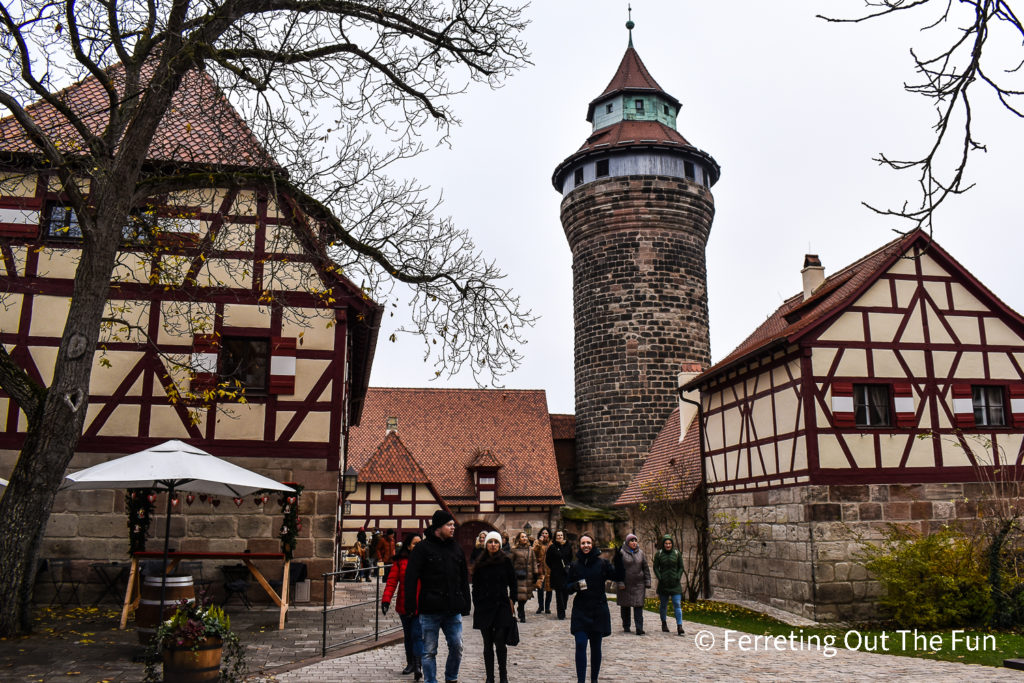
[64,439,293,625]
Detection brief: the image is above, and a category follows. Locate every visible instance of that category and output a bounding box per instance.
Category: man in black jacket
[404,510,470,683]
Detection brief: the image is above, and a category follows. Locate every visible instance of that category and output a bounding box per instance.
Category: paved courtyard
[273,608,1024,683]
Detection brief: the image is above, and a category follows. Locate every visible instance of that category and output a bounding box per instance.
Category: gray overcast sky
[367,1,1024,415]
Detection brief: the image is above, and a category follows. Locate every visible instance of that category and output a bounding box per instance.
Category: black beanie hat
[430,510,454,530]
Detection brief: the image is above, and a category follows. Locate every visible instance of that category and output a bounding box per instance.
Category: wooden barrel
[136,575,195,644]
[162,636,223,683]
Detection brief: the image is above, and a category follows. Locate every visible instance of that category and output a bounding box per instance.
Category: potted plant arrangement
[143,596,246,682]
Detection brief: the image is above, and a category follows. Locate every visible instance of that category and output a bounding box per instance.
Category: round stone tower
[553,25,720,503]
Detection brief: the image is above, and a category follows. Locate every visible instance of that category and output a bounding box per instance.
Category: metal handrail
[320,562,401,656]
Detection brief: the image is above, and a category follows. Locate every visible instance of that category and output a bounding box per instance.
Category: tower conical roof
[586,46,680,123]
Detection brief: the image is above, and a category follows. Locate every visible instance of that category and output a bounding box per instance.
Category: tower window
[703,170,711,188]
[606,103,613,114]
[596,159,610,178]
[684,161,695,181]
[574,168,584,186]
[635,99,645,113]
[664,104,670,115]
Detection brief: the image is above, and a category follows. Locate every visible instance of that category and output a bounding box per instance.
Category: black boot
[678,623,685,636]
[414,664,422,682]
[661,619,669,632]
[402,662,415,675]
[498,653,509,683]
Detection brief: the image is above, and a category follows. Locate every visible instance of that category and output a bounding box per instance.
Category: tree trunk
[0,211,125,634]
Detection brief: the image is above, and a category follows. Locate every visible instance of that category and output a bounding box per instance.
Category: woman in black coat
[566,533,621,683]
[545,529,573,620]
[472,531,517,683]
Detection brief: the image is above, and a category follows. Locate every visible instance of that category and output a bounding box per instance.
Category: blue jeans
[419,613,463,683]
[659,593,682,625]
[574,630,602,683]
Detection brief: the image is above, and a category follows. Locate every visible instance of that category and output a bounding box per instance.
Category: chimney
[385,416,398,433]
[801,254,824,300]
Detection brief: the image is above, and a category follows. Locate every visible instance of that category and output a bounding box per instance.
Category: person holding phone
[566,533,622,683]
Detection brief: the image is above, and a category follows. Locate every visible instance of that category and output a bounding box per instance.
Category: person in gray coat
[613,533,651,634]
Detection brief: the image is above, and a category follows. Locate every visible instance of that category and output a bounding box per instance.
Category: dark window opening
[574,168,584,186]
[973,386,1006,426]
[606,103,613,114]
[703,170,711,188]
[635,99,645,113]
[684,161,696,181]
[220,337,269,397]
[596,159,610,178]
[44,204,82,239]
[664,104,670,115]
[855,384,891,427]
[122,210,159,244]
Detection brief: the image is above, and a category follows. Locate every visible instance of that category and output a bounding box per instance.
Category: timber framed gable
[689,231,1024,492]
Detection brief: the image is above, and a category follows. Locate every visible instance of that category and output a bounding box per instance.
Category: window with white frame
[973,386,1006,426]
[854,384,891,427]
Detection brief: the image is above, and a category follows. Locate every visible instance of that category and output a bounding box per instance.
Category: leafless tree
[820,1,1024,232]
[0,0,530,634]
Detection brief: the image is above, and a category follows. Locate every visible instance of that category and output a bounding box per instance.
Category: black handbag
[506,618,520,647]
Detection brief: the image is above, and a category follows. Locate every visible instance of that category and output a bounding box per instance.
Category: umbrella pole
[158,485,175,634]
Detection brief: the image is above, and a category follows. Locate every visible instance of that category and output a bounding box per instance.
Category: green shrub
[859,525,994,629]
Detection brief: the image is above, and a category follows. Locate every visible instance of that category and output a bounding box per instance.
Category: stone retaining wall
[709,481,998,623]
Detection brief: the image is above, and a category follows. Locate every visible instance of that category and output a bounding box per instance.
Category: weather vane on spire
[626,4,635,48]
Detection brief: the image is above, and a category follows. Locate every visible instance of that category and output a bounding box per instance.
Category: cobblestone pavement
[273,609,1024,683]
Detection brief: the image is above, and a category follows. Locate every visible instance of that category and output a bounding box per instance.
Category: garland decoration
[278,483,304,560]
[127,488,156,555]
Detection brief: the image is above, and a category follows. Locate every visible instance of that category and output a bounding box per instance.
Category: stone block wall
[560,175,714,503]
[709,482,991,623]
[2,448,340,605]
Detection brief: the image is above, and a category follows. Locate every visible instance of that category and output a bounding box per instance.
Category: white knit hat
[484,531,502,545]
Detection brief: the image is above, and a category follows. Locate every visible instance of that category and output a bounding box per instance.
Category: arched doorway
[456,519,496,560]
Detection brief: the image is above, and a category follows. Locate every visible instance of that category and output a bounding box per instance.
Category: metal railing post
[322,573,328,657]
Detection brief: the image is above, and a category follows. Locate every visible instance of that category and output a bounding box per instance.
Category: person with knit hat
[653,534,685,636]
[404,510,470,683]
[613,533,651,635]
[471,531,516,683]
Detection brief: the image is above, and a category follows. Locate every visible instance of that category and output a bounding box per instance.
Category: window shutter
[1009,386,1024,428]
[951,384,975,428]
[0,198,42,238]
[190,334,219,393]
[269,336,296,395]
[893,382,916,428]
[831,381,855,428]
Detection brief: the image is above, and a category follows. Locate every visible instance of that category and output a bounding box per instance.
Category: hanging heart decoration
[170,495,180,508]
[212,498,221,508]
[199,494,208,503]
[261,495,268,505]
[147,493,157,504]
[253,496,262,506]
[130,491,138,500]
[287,496,297,505]
[233,497,243,507]
[186,494,195,506]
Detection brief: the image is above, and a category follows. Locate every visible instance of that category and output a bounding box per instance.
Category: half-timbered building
[0,68,381,602]
[620,229,1024,621]
[343,387,564,556]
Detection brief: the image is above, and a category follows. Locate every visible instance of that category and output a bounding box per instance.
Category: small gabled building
[621,230,1024,621]
[343,387,564,555]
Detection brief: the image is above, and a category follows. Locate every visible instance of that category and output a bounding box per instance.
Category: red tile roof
[599,47,665,98]
[576,119,691,153]
[615,408,701,506]
[358,431,430,484]
[348,388,564,506]
[687,229,1024,389]
[550,414,575,440]
[467,449,504,470]
[0,64,274,169]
